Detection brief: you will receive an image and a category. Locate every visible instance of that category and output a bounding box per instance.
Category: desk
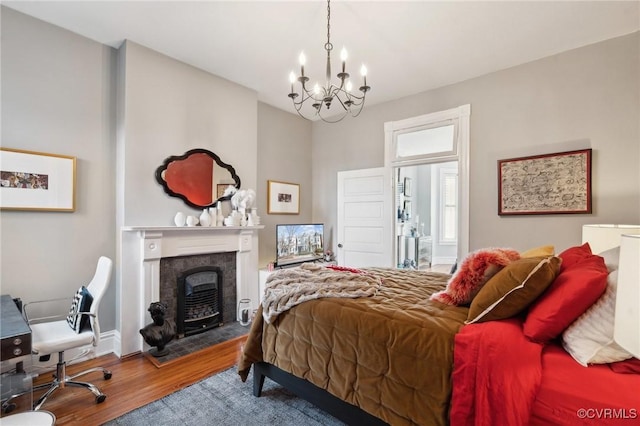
[1,296,31,365]
[1,295,32,414]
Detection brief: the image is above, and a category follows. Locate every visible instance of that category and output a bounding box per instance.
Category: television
[275,223,324,267]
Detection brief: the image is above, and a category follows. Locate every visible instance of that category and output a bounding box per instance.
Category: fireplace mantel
[117,225,263,356]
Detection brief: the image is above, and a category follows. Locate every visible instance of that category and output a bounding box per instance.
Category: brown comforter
[238,267,469,426]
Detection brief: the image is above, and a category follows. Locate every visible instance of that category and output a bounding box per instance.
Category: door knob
[338,243,343,248]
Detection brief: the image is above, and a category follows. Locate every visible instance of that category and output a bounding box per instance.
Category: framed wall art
[498,148,592,215]
[0,148,76,212]
[217,183,234,200]
[403,177,412,197]
[267,180,300,214]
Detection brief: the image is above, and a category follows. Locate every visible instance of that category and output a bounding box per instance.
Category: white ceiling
[4,1,639,119]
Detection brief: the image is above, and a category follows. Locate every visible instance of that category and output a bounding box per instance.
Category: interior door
[337,167,392,267]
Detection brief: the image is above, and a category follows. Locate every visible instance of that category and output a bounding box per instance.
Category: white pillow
[598,246,620,272]
[562,270,633,366]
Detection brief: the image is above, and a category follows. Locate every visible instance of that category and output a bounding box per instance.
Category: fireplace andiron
[140,301,176,357]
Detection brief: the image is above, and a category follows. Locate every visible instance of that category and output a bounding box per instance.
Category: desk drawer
[1,333,31,360]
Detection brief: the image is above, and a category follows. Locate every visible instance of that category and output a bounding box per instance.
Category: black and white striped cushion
[66,286,93,333]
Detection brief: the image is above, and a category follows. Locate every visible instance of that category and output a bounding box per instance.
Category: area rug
[104,367,345,425]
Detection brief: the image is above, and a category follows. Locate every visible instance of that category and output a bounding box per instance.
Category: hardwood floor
[2,335,247,425]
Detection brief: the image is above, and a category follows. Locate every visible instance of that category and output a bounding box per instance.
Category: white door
[337,167,393,267]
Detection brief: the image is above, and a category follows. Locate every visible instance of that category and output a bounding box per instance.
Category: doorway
[395,162,458,270]
[384,105,470,269]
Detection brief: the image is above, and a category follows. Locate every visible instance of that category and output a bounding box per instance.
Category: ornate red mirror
[155,149,241,209]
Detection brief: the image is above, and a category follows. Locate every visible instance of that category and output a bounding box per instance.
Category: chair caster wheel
[104,372,112,380]
[2,403,16,414]
[96,394,107,404]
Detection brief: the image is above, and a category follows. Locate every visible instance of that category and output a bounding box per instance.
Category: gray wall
[0,8,263,334]
[1,7,117,330]
[312,32,640,255]
[117,40,258,227]
[257,102,313,267]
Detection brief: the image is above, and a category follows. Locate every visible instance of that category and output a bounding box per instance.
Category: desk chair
[24,256,113,410]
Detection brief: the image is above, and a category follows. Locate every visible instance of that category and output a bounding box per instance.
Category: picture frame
[267,180,300,214]
[403,177,412,197]
[217,183,232,200]
[498,148,592,215]
[0,148,76,212]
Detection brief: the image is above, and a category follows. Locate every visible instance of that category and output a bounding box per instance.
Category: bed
[238,246,640,425]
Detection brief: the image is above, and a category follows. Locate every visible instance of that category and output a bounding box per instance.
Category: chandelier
[288,0,370,123]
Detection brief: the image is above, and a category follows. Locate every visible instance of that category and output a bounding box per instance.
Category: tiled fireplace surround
[118,226,261,356]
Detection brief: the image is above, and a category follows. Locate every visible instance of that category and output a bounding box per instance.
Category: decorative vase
[238,299,252,326]
[216,202,224,227]
[174,212,186,227]
[250,208,260,226]
[186,215,199,227]
[209,207,218,226]
[199,209,211,227]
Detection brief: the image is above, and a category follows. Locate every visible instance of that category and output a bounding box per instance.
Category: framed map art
[498,149,592,216]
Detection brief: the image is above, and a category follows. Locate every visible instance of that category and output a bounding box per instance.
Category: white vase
[250,209,260,226]
[216,202,224,226]
[208,207,218,226]
[186,215,199,227]
[199,209,211,227]
[174,212,186,227]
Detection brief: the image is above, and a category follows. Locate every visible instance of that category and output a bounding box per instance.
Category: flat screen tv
[275,223,324,267]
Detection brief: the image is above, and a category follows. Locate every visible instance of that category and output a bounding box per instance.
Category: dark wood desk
[1,295,31,365]
[1,295,32,413]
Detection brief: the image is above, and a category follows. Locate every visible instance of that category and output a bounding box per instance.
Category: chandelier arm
[332,93,351,113]
[349,98,366,118]
[317,108,349,123]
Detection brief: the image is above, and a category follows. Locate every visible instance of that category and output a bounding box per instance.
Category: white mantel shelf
[122,225,264,232]
[117,224,262,357]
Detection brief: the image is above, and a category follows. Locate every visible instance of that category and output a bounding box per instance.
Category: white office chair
[23,256,114,411]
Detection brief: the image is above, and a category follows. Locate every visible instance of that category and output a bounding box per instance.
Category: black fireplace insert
[176,266,223,337]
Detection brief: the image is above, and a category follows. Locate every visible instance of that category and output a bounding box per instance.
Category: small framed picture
[267,180,300,214]
[0,148,76,212]
[498,148,592,215]
[217,183,233,199]
[404,177,412,197]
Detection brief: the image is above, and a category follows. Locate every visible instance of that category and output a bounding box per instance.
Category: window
[395,124,456,159]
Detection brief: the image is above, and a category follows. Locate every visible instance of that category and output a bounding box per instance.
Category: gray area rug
[104,367,345,426]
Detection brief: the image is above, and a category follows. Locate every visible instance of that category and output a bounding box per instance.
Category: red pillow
[523,254,608,343]
[609,358,640,374]
[558,242,592,272]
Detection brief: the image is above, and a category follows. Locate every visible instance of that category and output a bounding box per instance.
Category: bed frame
[253,362,388,426]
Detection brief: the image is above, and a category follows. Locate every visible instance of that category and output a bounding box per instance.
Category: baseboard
[432,256,457,265]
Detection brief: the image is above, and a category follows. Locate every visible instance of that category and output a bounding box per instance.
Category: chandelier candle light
[288,0,370,123]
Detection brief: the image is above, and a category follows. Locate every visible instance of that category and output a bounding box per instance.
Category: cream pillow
[562,270,634,366]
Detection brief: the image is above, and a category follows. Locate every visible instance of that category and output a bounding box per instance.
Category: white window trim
[439,168,457,245]
[384,104,470,262]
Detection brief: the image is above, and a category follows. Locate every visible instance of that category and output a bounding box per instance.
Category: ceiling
[4,1,639,119]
